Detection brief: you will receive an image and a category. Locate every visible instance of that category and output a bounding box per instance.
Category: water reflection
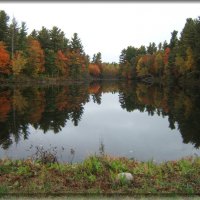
[0,81,200,161]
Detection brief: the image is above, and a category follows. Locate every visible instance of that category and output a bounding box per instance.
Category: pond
[0,81,200,163]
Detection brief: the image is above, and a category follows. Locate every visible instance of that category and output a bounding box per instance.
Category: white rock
[116,172,133,183]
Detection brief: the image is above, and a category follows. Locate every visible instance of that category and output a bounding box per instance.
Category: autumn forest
[1,6,200,195]
[0,10,200,85]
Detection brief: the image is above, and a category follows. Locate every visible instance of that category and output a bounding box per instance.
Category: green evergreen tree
[195,17,200,67]
[162,40,168,50]
[30,29,38,39]
[158,42,162,51]
[180,18,196,50]
[92,52,102,65]
[168,30,179,67]
[138,45,146,55]
[70,33,84,54]
[147,42,157,54]
[0,10,9,43]
[44,49,58,77]
[169,30,179,50]
[38,26,51,50]
[18,22,28,51]
[50,26,68,51]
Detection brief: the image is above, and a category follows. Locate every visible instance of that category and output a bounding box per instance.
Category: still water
[0,81,200,162]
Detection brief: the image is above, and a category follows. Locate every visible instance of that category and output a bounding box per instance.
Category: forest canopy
[0,10,200,84]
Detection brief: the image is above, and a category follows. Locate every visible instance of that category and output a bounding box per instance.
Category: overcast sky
[1,2,200,63]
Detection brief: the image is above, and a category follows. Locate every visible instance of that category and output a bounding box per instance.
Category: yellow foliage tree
[175,54,185,75]
[154,52,163,77]
[185,47,195,72]
[136,57,148,76]
[11,51,27,76]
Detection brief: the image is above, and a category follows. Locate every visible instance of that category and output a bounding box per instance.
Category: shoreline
[0,155,200,195]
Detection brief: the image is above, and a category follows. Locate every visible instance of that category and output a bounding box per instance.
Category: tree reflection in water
[0,81,200,150]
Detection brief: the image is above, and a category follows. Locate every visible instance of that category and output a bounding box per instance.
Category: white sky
[1,2,200,63]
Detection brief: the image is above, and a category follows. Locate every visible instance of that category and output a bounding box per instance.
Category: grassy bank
[0,155,200,195]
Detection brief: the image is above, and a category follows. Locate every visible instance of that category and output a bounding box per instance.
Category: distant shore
[0,76,124,88]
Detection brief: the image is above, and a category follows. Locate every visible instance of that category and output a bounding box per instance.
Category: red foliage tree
[0,41,10,75]
[164,47,170,66]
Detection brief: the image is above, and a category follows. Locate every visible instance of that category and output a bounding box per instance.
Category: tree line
[0,10,200,83]
[0,10,102,79]
[119,17,200,85]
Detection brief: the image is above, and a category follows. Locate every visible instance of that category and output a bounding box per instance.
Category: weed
[109,160,127,173]
[0,185,8,195]
[99,139,105,156]
[88,175,96,183]
[0,165,11,174]
[48,162,61,170]
[83,156,103,174]
[43,181,52,192]
[117,174,130,186]
[28,145,77,164]
[30,145,58,164]
[16,165,31,176]
[178,159,193,174]
[70,148,76,164]
[179,183,195,194]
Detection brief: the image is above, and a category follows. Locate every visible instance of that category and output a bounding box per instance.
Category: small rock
[116,172,133,183]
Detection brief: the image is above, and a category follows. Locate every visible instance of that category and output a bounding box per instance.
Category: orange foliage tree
[55,50,68,76]
[88,63,101,77]
[163,47,170,66]
[0,41,10,75]
[26,37,45,76]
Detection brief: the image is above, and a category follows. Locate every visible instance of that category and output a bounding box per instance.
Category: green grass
[0,156,200,195]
